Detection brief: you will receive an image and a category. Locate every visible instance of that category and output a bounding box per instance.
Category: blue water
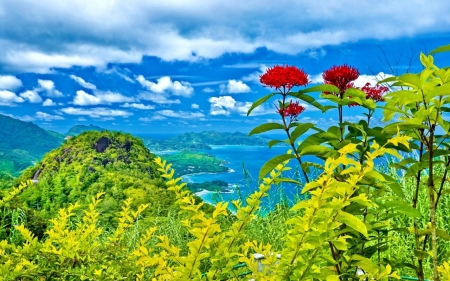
[180,145,315,211]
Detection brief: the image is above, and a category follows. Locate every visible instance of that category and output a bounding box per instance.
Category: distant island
[66,124,107,136]
[142,130,271,151]
[160,151,231,177]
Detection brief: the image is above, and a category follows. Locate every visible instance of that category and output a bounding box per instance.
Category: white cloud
[353,72,394,87]
[60,107,132,118]
[77,117,87,121]
[0,75,22,90]
[208,95,276,116]
[191,103,199,109]
[73,90,134,106]
[19,90,42,103]
[102,66,135,83]
[137,92,181,104]
[73,90,101,105]
[156,109,205,119]
[1,1,450,73]
[221,80,251,94]
[1,112,34,121]
[308,73,324,84]
[35,111,65,121]
[69,75,97,90]
[242,65,269,83]
[121,102,155,110]
[209,96,236,109]
[139,115,167,122]
[0,90,25,106]
[37,79,55,91]
[37,79,63,97]
[42,98,57,106]
[202,87,214,93]
[99,117,115,121]
[137,75,194,97]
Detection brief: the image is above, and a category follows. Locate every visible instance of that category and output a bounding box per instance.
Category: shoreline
[181,168,235,179]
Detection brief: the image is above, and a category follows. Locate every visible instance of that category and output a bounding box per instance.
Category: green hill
[15,131,176,227]
[66,124,106,136]
[0,114,64,176]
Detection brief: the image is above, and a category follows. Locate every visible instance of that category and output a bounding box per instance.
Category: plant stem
[280,94,310,183]
[427,126,439,281]
[413,139,425,281]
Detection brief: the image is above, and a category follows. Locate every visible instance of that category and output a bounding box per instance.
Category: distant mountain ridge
[66,124,106,136]
[142,130,271,151]
[0,114,64,176]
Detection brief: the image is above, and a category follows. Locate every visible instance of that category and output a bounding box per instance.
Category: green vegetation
[0,114,64,176]
[1,44,450,280]
[66,124,106,136]
[14,131,177,227]
[143,130,271,151]
[160,151,229,177]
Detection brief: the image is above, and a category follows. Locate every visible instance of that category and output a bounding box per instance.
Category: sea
[138,133,393,212]
[162,144,315,212]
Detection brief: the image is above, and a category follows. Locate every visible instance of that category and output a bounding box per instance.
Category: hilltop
[16,131,176,228]
[143,130,270,151]
[66,124,106,136]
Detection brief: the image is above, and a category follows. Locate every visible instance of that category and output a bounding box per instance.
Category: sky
[1,0,450,135]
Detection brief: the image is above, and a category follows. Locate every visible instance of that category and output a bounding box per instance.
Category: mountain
[143,130,271,151]
[66,124,106,136]
[15,131,176,229]
[0,114,64,176]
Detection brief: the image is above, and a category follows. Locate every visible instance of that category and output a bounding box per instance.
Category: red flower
[277,100,305,120]
[323,64,359,95]
[348,82,389,107]
[260,65,309,93]
[361,82,388,102]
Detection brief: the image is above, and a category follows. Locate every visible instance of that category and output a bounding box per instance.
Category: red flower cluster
[260,65,309,92]
[348,82,389,107]
[277,100,305,120]
[361,82,388,102]
[323,64,359,94]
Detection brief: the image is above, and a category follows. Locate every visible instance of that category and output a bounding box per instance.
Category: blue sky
[1,1,450,135]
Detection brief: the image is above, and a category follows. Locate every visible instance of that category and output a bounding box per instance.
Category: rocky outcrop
[94,136,110,152]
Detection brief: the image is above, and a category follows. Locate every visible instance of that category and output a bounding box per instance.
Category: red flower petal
[260,65,309,92]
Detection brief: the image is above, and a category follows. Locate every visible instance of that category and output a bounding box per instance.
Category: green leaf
[249,123,285,136]
[398,73,422,88]
[429,44,450,55]
[290,123,315,143]
[382,122,428,134]
[427,83,450,100]
[383,173,405,198]
[337,212,368,237]
[378,76,398,83]
[274,177,302,185]
[300,161,323,173]
[259,154,296,180]
[395,206,422,218]
[299,145,337,158]
[268,139,288,148]
[247,93,276,116]
[343,87,366,99]
[297,84,339,94]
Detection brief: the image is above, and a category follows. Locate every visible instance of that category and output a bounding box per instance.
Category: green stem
[280,94,310,183]
[413,139,425,281]
[427,126,439,281]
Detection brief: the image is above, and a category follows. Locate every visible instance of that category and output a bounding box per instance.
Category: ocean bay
[180,145,314,210]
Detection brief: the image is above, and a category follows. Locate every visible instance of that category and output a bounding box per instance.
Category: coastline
[181,168,235,179]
